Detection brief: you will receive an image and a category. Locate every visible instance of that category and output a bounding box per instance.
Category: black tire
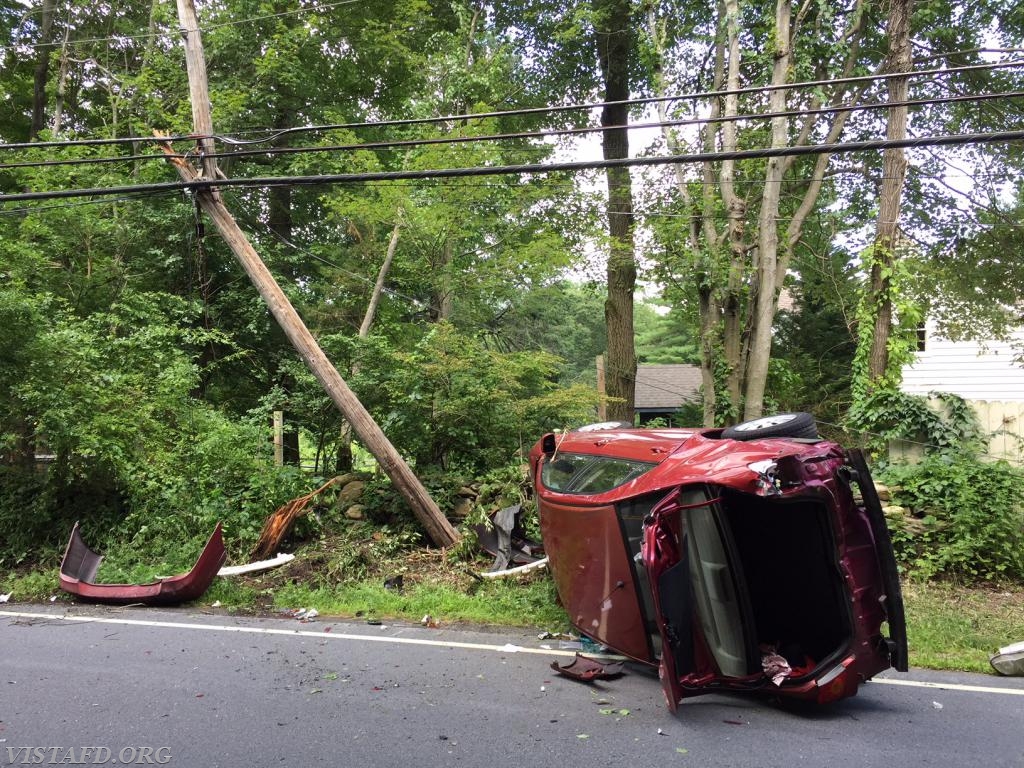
[721,412,819,441]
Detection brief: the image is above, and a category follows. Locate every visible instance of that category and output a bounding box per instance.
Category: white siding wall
[894,324,1024,466]
[901,326,1024,402]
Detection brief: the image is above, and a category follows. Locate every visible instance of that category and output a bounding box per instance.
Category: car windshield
[541,452,657,494]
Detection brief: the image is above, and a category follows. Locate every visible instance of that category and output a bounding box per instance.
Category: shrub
[881,455,1024,583]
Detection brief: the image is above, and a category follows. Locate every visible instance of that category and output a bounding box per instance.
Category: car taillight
[815,656,858,704]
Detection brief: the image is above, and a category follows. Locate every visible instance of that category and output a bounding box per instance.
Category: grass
[269,577,569,629]
[902,580,1022,673]
[2,556,1019,675]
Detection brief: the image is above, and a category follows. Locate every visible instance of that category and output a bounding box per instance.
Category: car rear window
[541,453,657,494]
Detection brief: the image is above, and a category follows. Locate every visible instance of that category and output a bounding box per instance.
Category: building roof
[635,364,702,410]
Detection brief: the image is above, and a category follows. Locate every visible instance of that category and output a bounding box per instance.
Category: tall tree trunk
[50,25,69,134]
[743,0,792,420]
[359,221,401,338]
[30,0,57,139]
[595,0,637,422]
[867,0,913,381]
[715,0,747,417]
[648,6,718,427]
[268,147,300,466]
[338,220,402,472]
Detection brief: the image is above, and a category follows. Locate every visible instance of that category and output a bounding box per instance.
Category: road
[2,605,1022,767]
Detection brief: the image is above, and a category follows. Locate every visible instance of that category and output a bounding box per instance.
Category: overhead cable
[4,129,1024,204]
[3,88,1022,173]
[1,58,1021,154]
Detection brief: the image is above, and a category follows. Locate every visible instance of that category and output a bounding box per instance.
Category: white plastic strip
[217,552,295,576]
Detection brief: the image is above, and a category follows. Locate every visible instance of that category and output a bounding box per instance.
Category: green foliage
[850,246,924,404]
[847,389,986,459]
[353,322,600,472]
[634,302,699,365]
[882,455,1024,582]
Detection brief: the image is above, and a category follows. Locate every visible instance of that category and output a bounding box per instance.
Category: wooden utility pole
[273,411,284,467]
[170,0,459,548]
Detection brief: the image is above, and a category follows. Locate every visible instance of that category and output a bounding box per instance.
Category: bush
[881,455,1024,583]
[351,323,601,473]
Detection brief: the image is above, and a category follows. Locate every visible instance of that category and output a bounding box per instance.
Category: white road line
[3,610,1022,696]
[0,609,600,659]
[872,677,1024,696]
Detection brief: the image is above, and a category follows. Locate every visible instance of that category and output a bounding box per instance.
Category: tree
[860,0,914,390]
[595,0,639,421]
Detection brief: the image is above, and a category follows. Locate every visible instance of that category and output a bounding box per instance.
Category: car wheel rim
[734,414,796,432]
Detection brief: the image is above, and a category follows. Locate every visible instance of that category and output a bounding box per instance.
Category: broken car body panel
[59,522,226,605]
[530,423,907,710]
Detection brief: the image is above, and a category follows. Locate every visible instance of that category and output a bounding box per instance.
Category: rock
[451,497,474,519]
[874,483,892,502]
[456,485,479,499]
[336,480,366,506]
[345,504,365,521]
[882,505,907,517]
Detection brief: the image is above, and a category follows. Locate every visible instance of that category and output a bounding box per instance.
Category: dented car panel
[529,422,907,710]
[59,522,226,605]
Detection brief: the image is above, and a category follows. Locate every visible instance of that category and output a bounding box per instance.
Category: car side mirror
[541,433,556,454]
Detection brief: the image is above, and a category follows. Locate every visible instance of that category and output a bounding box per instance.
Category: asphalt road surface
[2,605,1022,767]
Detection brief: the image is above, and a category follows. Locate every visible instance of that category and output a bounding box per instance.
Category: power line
[3,57,1022,155]
[4,128,1024,205]
[7,163,1014,220]
[7,87,1022,174]
[215,58,1024,142]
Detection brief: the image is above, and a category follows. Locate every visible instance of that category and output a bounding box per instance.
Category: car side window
[541,453,656,494]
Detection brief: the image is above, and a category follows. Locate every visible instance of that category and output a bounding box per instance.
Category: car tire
[721,412,819,441]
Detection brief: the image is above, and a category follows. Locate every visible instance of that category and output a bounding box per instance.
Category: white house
[899,321,1024,464]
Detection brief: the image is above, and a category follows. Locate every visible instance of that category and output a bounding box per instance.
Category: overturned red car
[529,414,907,711]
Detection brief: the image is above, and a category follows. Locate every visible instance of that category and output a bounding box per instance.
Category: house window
[916,325,926,352]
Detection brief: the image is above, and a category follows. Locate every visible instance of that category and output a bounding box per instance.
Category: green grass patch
[903,580,1021,673]
[0,568,62,601]
[270,574,569,630]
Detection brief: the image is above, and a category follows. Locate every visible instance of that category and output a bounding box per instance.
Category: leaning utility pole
[169,0,459,548]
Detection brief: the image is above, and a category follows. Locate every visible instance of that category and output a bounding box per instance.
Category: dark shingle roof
[635,364,701,409]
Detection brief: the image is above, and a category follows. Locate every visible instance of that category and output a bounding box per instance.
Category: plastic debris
[420,614,439,628]
[932,701,943,710]
[580,636,608,653]
[0,593,10,603]
[479,557,549,580]
[990,640,1024,676]
[281,607,319,622]
[760,644,793,686]
[473,504,544,573]
[217,552,294,577]
[550,653,625,682]
[538,631,576,641]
